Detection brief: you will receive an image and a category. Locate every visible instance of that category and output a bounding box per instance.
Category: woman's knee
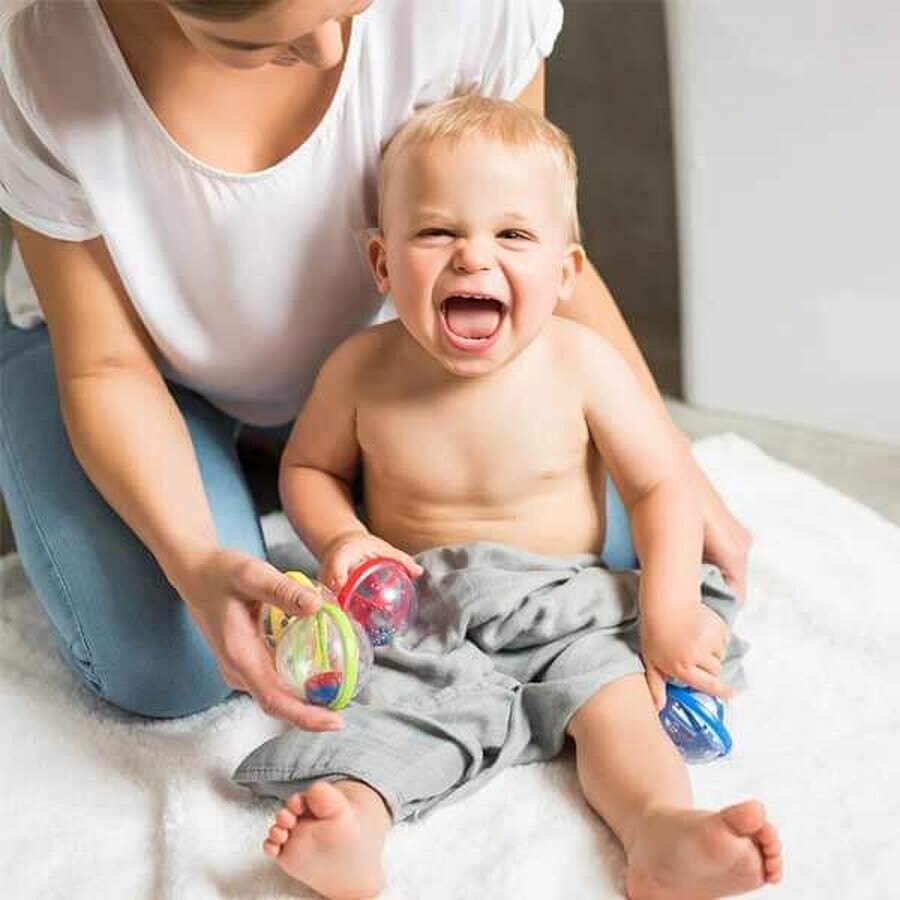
[0,336,258,718]
[87,643,234,719]
[15,555,232,718]
[4,554,233,719]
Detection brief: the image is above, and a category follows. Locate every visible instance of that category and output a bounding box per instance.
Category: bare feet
[263,781,388,900]
[626,800,783,899]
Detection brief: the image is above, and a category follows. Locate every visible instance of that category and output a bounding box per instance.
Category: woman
[0,0,750,729]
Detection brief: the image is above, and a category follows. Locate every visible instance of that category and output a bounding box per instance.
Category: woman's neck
[97,0,349,173]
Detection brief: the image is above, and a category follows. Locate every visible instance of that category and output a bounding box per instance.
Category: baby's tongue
[443,297,502,339]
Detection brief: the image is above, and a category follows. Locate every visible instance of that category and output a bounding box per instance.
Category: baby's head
[368,94,585,378]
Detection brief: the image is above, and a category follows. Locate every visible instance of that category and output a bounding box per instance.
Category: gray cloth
[233,543,746,822]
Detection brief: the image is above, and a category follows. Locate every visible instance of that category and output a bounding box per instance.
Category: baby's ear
[366,232,391,294]
[557,242,586,304]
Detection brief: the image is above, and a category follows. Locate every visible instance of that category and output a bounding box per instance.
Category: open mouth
[439,294,508,353]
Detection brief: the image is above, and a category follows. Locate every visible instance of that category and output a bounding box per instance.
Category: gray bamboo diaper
[233,542,745,822]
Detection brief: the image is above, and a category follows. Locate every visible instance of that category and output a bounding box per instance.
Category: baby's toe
[756,821,779,847]
[276,808,298,830]
[268,825,290,845]
[262,839,281,859]
[285,792,306,816]
[764,853,784,883]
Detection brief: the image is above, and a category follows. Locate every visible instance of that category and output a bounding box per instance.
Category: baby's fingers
[379,546,423,578]
[697,651,724,677]
[318,555,353,594]
[643,663,668,711]
[683,666,733,702]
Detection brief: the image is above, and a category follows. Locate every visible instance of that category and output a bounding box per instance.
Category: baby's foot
[263,781,385,900]
[626,800,783,899]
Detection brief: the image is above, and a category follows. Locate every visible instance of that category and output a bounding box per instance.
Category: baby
[234,95,783,900]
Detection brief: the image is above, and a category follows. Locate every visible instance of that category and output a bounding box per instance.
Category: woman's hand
[686,449,752,601]
[170,545,345,731]
[318,530,423,594]
[640,601,732,711]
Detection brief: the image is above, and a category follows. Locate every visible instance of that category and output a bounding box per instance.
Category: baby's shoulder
[545,316,618,373]
[321,321,406,386]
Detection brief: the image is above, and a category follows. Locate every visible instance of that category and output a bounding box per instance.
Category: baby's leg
[263,779,391,900]
[567,674,782,899]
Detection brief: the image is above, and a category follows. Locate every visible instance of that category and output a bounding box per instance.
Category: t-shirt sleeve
[394,0,564,110]
[477,0,564,100]
[0,58,99,241]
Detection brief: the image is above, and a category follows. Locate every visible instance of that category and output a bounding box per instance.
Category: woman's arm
[515,65,752,597]
[12,223,217,575]
[12,222,340,730]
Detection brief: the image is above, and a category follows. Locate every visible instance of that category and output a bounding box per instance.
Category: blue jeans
[0,301,637,719]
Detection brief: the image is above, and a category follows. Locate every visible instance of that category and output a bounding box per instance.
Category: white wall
[665,0,900,444]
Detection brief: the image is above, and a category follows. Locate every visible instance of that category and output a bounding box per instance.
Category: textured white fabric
[1,435,897,899]
[0,0,563,424]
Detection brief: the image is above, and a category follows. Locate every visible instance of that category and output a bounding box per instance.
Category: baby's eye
[416,228,455,239]
[498,229,533,241]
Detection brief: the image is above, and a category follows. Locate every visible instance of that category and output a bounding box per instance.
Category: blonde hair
[378,94,582,244]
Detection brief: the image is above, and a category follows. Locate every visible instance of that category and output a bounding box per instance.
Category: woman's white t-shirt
[0,0,563,425]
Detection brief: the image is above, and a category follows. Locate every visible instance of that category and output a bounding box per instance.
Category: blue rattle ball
[659,683,733,764]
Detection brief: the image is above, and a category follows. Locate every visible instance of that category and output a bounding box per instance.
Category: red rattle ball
[337,557,418,647]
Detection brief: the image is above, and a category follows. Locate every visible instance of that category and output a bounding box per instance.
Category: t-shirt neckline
[86,0,362,182]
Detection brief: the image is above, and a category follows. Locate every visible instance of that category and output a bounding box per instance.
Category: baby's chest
[358,396,593,503]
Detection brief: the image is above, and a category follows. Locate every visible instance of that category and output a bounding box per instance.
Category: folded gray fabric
[234,543,745,821]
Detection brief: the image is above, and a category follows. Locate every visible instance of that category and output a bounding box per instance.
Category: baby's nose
[452,241,493,273]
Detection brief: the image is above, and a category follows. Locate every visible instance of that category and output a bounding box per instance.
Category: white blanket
[1,435,898,899]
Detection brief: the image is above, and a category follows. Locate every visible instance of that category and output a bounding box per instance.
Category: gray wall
[547,0,680,395]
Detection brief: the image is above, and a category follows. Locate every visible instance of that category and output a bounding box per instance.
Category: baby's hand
[640,601,732,711]
[318,530,423,595]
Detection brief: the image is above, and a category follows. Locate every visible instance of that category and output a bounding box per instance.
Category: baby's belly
[365,478,608,558]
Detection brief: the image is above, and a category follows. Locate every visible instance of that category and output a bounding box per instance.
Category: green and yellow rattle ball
[259,571,330,650]
[260,573,373,710]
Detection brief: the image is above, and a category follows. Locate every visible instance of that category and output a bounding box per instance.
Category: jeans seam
[0,359,103,693]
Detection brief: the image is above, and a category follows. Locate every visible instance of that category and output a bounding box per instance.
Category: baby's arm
[280,334,421,591]
[570,323,731,708]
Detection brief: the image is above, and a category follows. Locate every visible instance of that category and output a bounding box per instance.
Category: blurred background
[547,0,899,524]
[549,0,681,397]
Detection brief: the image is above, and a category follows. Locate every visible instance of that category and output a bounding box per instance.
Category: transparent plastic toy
[659,683,733,764]
[336,557,418,647]
[259,571,335,652]
[260,562,418,652]
[258,564,417,709]
[274,602,374,709]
